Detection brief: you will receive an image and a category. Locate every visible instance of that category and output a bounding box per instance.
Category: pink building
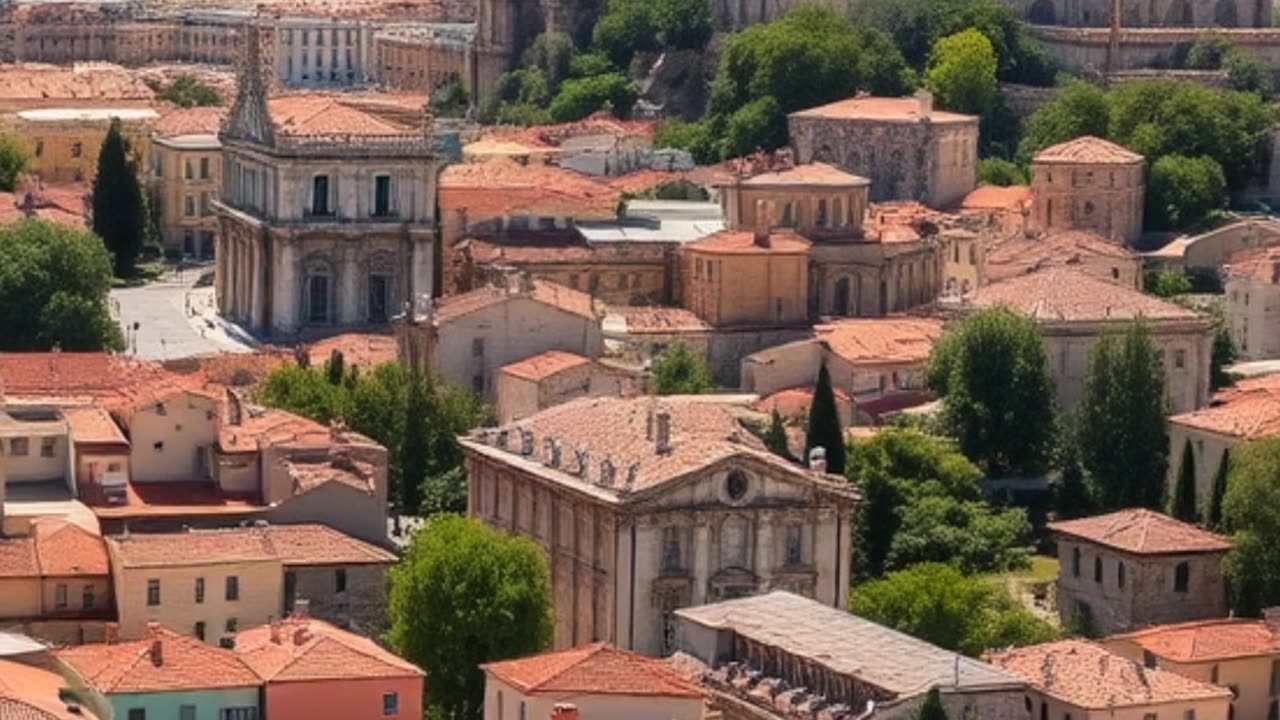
[233,612,424,720]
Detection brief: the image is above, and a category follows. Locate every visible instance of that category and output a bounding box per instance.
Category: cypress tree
[805,363,846,475]
[324,350,345,385]
[762,409,793,461]
[91,118,147,278]
[916,687,949,720]
[1171,440,1198,522]
[400,369,431,514]
[1207,447,1230,530]
[1055,430,1093,519]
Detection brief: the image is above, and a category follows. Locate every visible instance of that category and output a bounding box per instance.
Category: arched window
[1174,561,1191,592]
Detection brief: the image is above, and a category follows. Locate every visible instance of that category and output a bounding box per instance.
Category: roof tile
[234,618,422,681]
[1111,619,1280,663]
[1048,509,1231,555]
[968,268,1202,322]
[57,627,261,693]
[499,351,592,382]
[482,643,704,699]
[1169,373,1280,440]
[1033,136,1144,165]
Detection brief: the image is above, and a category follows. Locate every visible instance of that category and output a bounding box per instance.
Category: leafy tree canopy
[925,29,999,117]
[977,157,1028,186]
[155,74,223,108]
[1222,439,1280,615]
[653,340,714,394]
[850,562,1058,657]
[0,134,29,192]
[1145,154,1226,231]
[387,515,553,718]
[548,72,639,122]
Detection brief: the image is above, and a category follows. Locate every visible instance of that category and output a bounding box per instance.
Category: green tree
[387,515,553,718]
[930,307,1057,478]
[1186,32,1232,69]
[887,494,1031,574]
[762,409,794,461]
[653,0,713,50]
[548,73,638,122]
[592,0,658,67]
[1145,154,1226,231]
[568,52,616,78]
[91,118,149,278]
[1209,304,1237,391]
[1077,321,1169,510]
[155,74,223,108]
[400,370,431,513]
[925,29,998,116]
[0,220,122,352]
[1225,50,1272,96]
[719,96,787,159]
[850,563,1058,657]
[256,364,349,422]
[806,364,847,475]
[1207,448,1230,530]
[324,350,345,385]
[977,157,1028,186]
[653,341,713,394]
[1015,81,1110,166]
[430,81,470,118]
[1222,439,1280,615]
[653,119,717,164]
[0,134,29,192]
[1144,269,1193,298]
[917,687,948,720]
[1053,430,1093,519]
[522,32,575,91]
[1171,440,1198,522]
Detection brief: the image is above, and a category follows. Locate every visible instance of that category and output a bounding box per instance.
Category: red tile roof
[0,536,40,579]
[959,184,1033,211]
[429,279,600,324]
[752,386,851,422]
[814,317,943,366]
[790,95,975,124]
[86,481,261,520]
[152,106,226,137]
[219,405,331,454]
[482,643,704,699]
[1034,136,1144,165]
[0,63,154,103]
[0,660,95,720]
[1225,244,1280,283]
[234,617,422,681]
[1169,373,1280,440]
[0,353,168,404]
[33,519,109,576]
[304,333,396,371]
[108,528,278,568]
[614,306,712,334]
[60,406,128,445]
[968,268,1202,322]
[1111,619,1280,663]
[499,351,592,382]
[737,162,868,187]
[265,93,426,137]
[439,158,620,221]
[684,229,811,255]
[57,626,261,693]
[989,640,1230,710]
[260,524,395,566]
[1048,509,1231,555]
[985,231,1137,284]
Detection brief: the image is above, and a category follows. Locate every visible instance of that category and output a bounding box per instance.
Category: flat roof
[18,108,159,122]
[576,218,723,244]
[154,133,221,150]
[676,591,1024,697]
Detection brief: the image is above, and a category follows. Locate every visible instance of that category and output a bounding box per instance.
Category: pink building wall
[265,676,423,720]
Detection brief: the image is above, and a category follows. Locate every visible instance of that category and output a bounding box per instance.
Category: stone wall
[1029,25,1280,79]
[286,563,389,638]
[1009,0,1267,28]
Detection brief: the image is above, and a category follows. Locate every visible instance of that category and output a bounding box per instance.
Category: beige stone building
[481,643,705,720]
[1107,617,1280,720]
[967,268,1213,414]
[495,351,637,424]
[1049,509,1231,636]
[1030,136,1145,246]
[3,106,156,184]
[788,92,979,209]
[215,23,442,338]
[989,639,1232,720]
[984,230,1142,289]
[462,396,860,655]
[719,161,870,237]
[0,518,111,623]
[150,107,226,258]
[113,387,221,485]
[1166,373,1280,517]
[373,24,475,95]
[681,229,810,328]
[1148,218,1280,274]
[395,277,604,399]
[1226,245,1280,360]
[675,591,1031,720]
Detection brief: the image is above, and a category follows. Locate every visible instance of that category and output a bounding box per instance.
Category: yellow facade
[150,134,221,257]
[4,108,155,184]
[681,232,810,328]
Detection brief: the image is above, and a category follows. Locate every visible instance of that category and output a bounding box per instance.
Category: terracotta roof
[485,114,656,149]
[1169,373,1280,440]
[439,158,620,221]
[613,306,712,334]
[499,351,592,382]
[968,268,1202,322]
[790,95,976,124]
[1225,245,1280,283]
[752,386,851,421]
[607,169,685,195]
[33,519,109,576]
[0,63,154,103]
[737,162,869,188]
[985,231,1136,284]
[427,279,599,324]
[60,406,127,445]
[234,617,422,681]
[814,317,944,366]
[260,524,395,566]
[959,184,1033,211]
[57,626,261,693]
[1033,136,1144,165]
[482,643,703,699]
[464,237,667,266]
[0,536,39,579]
[152,106,226,138]
[108,529,278,568]
[684,229,811,255]
[286,458,378,497]
[1048,509,1231,555]
[464,396,857,501]
[0,353,168,404]
[85,481,261,520]
[1111,619,1280,663]
[0,660,94,720]
[989,640,1230,710]
[266,93,424,137]
[305,333,397,371]
[219,406,331,454]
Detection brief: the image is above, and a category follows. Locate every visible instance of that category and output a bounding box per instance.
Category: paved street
[110,264,257,360]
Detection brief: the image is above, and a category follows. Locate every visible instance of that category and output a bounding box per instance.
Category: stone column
[273,240,298,333]
[341,246,361,325]
[692,521,711,605]
[755,511,775,584]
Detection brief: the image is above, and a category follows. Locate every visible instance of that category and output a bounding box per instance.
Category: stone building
[1225,245,1280,360]
[462,396,860,655]
[271,18,374,88]
[214,22,442,338]
[3,107,156,184]
[150,107,226,259]
[674,591,1030,720]
[495,351,637,424]
[788,92,979,209]
[984,230,1142,289]
[680,229,811,328]
[373,23,476,95]
[967,268,1213,414]
[989,639,1232,720]
[1008,0,1266,28]
[1030,136,1145,246]
[395,277,604,400]
[1049,509,1231,636]
[1107,617,1280,720]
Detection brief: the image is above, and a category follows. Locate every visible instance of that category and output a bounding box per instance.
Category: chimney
[808,446,827,473]
[1264,607,1280,635]
[293,597,310,620]
[270,619,282,644]
[915,89,933,116]
[148,631,163,667]
[551,703,579,720]
[655,412,671,454]
[103,622,118,645]
[226,388,243,427]
[753,227,771,248]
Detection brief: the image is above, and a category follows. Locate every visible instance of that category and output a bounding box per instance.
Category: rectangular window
[382,692,399,716]
[54,583,67,609]
[195,577,205,604]
[185,195,196,217]
[1271,659,1280,695]
[226,576,239,601]
[146,579,160,606]
[1175,350,1186,369]
[225,617,238,633]
[10,438,28,456]
[194,621,205,641]
[374,174,391,216]
[335,568,347,593]
[661,527,681,572]
[311,175,330,215]
[221,708,258,720]
[368,274,390,323]
[83,584,95,609]
[41,437,56,458]
[185,161,194,179]
[71,141,82,158]
[472,338,485,357]
[785,524,803,566]
[308,275,330,324]
[128,709,146,720]
[181,706,196,720]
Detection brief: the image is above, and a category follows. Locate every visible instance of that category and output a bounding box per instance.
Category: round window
[726,471,749,500]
